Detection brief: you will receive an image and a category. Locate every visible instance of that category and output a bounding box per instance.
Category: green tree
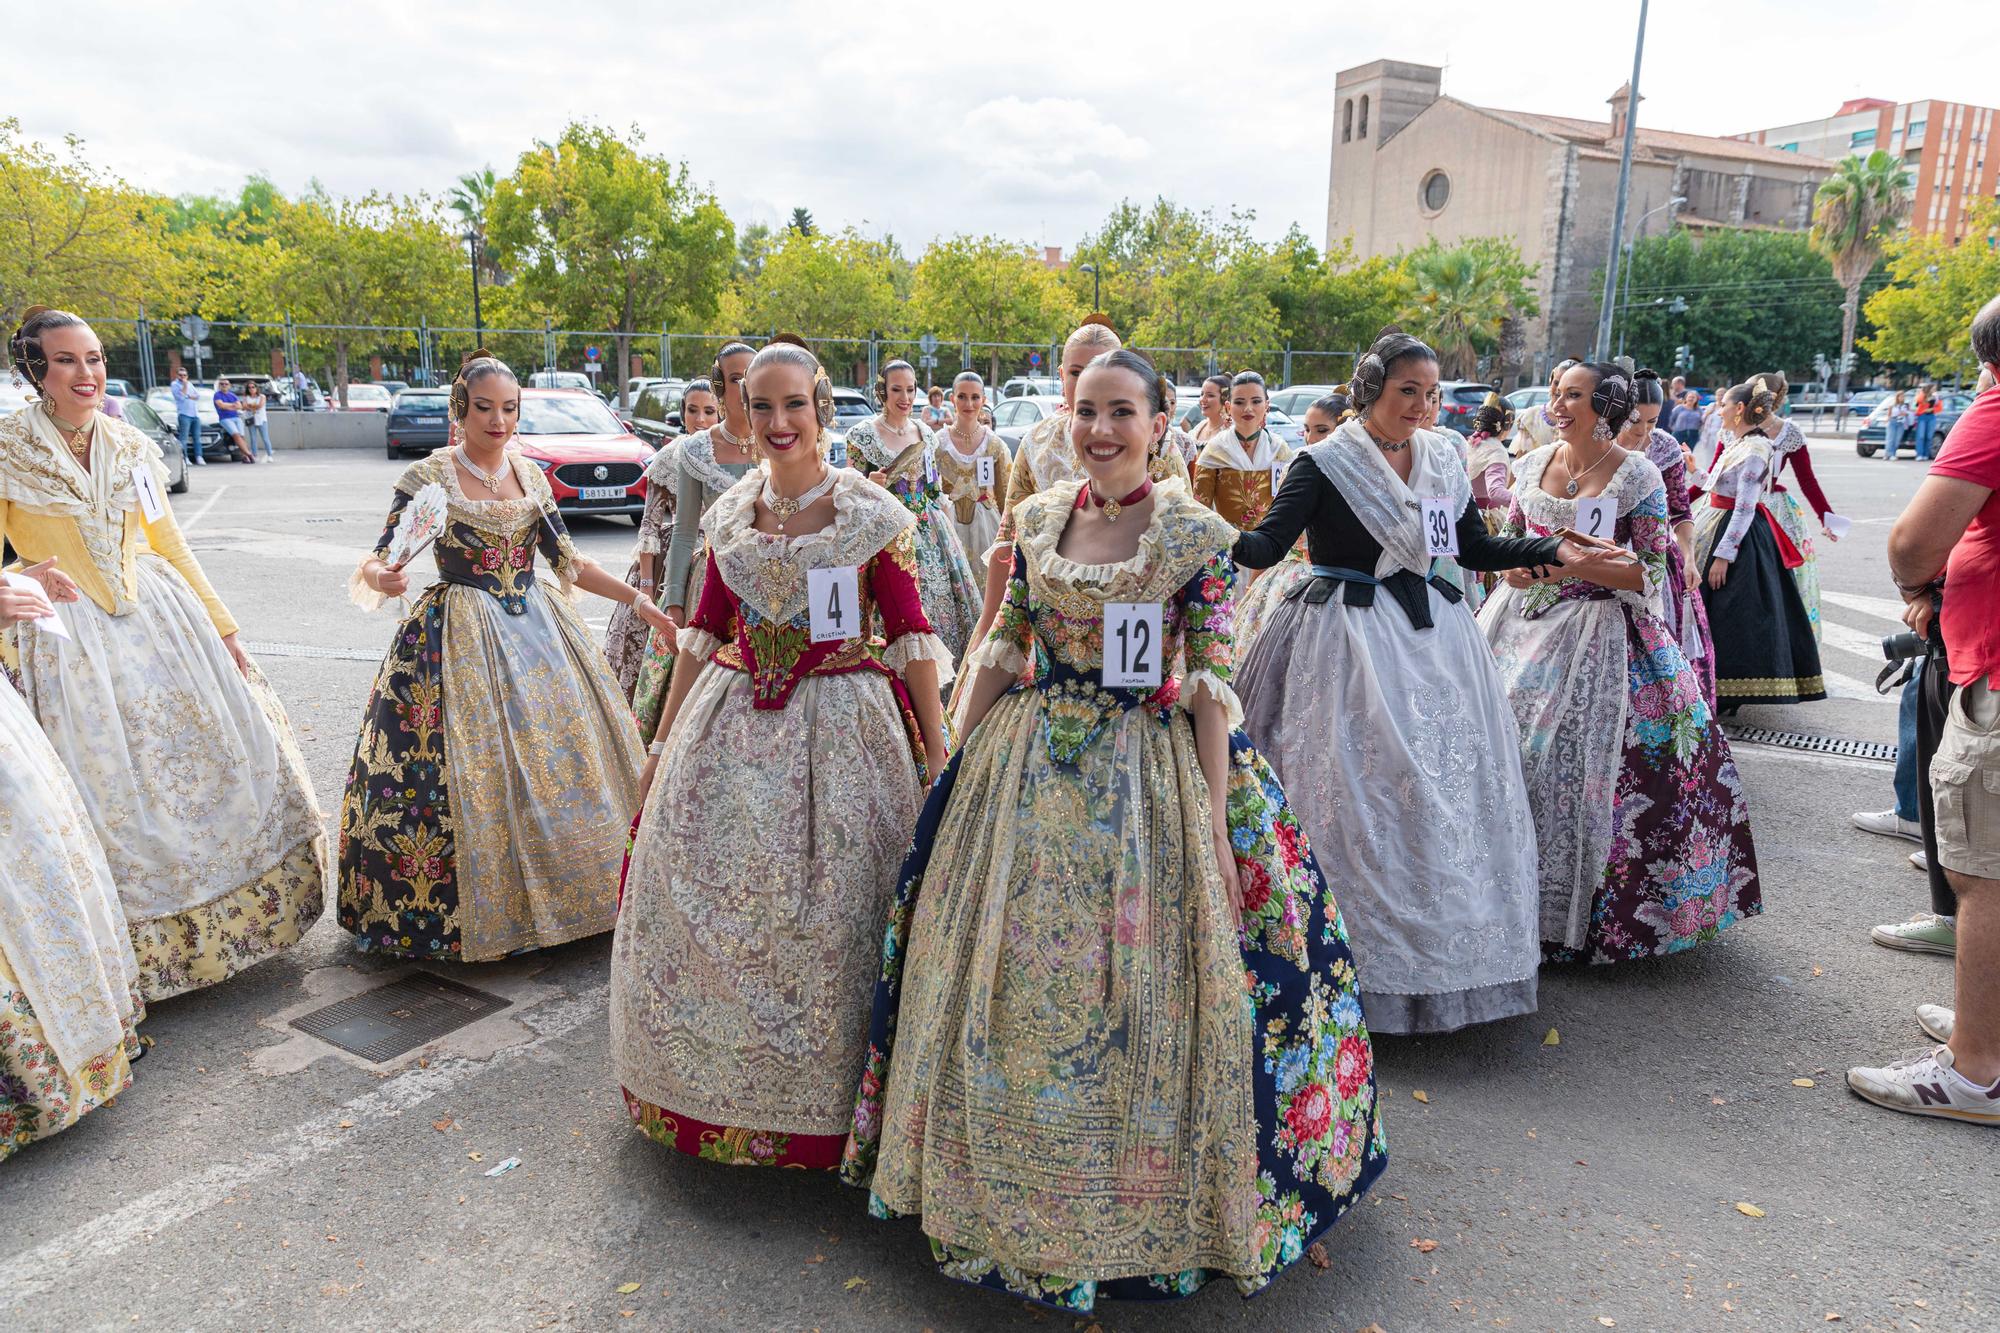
[735,221,774,282]
[1399,236,1538,379]
[789,207,815,237]
[1617,227,1854,386]
[0,118,187,329]
[908,235,1083,382]
[487,123,734,404]
[740,228,899,338]
[1267,228,1412,363]
[447,166,501,281]
[240,190,468,405]
[1863,200,2000,382]
[1810,150,1913,401]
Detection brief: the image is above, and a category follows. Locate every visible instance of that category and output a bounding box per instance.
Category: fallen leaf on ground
[1358,1325,1388,1333]
[325,1234,338,1242]
[1543,1028,1560,1046]
[843,1278,868,1291]
[1525,1129,1537,1140]
[1735,1203,1766,1218]
[467,1152,483,1162]
[433,1119,454,1132]
[1307,1243,1330,1270]
[1915,1298,1930,1309]
[1792,1078,1817,1088]
[1812,966,1823,977]
[1711,1096,1727,1105]
[1598,1320,1617,1328]
[1412,1090,1430,1103]
[616,1283,641,1295]
[337,1120,355,1129]
[807,1254,826,1264]
[1825,1315,1842,1322]
[1412,1238,1439,1253]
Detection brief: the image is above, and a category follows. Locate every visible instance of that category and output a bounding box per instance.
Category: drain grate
[1723,723,1897,764]
[243,640,383,663]
[290,972,512,1062]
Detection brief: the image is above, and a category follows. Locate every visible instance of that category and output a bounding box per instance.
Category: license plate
[415,416,444,425]
[578,485,627,501]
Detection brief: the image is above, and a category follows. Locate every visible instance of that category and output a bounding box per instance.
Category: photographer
[1848,296,2000,1123]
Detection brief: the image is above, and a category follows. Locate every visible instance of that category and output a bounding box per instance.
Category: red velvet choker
[1077,476,1153,522]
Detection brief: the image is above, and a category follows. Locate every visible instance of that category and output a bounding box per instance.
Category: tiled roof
[1483,106,1840,169]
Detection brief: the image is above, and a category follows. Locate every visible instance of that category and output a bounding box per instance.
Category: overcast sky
[7,0,1991,253]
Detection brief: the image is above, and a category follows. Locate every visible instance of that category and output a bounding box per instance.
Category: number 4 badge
[807,566,861,643]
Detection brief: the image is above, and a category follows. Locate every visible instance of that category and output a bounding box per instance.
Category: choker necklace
[456,444,511,496]
[1233,427,1264,445]
[1078,476,1152,523]
[1361,421,1411,454]
[1560,441,1617,497]
[762,465,837,533]
[714,420,751,453]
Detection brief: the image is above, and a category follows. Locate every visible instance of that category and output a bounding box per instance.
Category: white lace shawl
[1305,422,1470,579]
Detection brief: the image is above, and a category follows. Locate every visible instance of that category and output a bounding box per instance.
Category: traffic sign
[918,333,939,356]
[181,344,213,359]
[178,316,212,342]
[918,355,937,369]
[584,362,601,378]
[585,345,601,362]
[1029,352,1042,367]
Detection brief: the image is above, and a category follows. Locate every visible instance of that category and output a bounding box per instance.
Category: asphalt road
[3,440,1992,1333]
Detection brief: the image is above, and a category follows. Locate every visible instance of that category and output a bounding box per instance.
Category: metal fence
[85,314,1369,404]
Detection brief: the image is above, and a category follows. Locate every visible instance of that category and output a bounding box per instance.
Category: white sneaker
[1917,1004,1956,1044]
[1910,850,1929,872]
[1846,1046,2000,1124]
[1852,809,1922,842]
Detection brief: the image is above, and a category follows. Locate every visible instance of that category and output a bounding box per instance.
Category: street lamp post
[464,229,485,353]
[1594,0,1652,361]
[1079,262,1101,313]
[1614,194,1686,358]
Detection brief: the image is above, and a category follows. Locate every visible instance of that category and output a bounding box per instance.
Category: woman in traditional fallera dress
[1480,362,1761,964]
[1193,370,1295,534]
[1694,378,1828,709]
[844,350,1382,1310]
[1,309,325,1001]
[933,370,1011,572]
[1235,390,1345,659]
[603,378,720,700]
[1757,372,1840,643]
[843,359,981,665]
[339,353,666,961]
[611,341,951,1169]
[1621,370,1717,707]
[1191,372,1231,445]
[1232,333,1617,1033]
[0,570,144,1163]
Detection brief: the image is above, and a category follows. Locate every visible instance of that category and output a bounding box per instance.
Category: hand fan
[386,483,449,570]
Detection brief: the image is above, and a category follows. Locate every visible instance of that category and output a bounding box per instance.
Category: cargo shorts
[1932,677,2000,881]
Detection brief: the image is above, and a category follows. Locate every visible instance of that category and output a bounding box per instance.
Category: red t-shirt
[1933,387,2000,688]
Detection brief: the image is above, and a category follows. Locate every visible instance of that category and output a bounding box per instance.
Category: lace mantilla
[1305,422,1470,578]
[701,468,915,626]
[0,410,168,609]
[670,428,753,496]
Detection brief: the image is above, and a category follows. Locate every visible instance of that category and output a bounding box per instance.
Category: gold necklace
[45,402,91,462]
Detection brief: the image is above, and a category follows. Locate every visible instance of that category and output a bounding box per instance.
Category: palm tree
[1403,243,1515,379]
[449,167,501,280]
[1810,149,1912,403]
[788,206,815,237]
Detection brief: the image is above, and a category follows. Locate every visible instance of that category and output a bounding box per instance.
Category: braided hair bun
[9,306,88,393]
[1348,331,1437,412]
[449,347,516,422]
[1724,375,1779,427]
[1581,361,1637,433]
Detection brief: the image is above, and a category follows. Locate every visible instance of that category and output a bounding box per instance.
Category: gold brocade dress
[842,483,1385,1311]
[933,426,1012,568]
[0,408,326,1002]
[338,450,645,960]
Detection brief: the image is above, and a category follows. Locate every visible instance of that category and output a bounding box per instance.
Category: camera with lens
[1882,631,1928,661]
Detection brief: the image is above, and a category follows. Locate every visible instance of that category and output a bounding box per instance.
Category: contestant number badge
[131,463,167,522]
[807,566,861,643]
[1573,496,1616,543]
[1103,602,1163,688]
[1420,497,1459,558]
[976,455,996,488]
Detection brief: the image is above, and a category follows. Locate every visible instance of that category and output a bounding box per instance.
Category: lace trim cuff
[1178,670,1244,730]
[634,532,664,556]
[678,627,724,661]
[348,560,390,613]
[882,631,957,685]
[964,636,1028,677]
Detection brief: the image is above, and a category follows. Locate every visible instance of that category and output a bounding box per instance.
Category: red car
[512,388,655,522]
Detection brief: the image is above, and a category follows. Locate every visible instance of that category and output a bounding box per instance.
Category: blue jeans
[176,414,202,464]
[1913,413,1937,460]
[1895,660,1923,822]
[247,420,273,459]
[1885,420,1904,458]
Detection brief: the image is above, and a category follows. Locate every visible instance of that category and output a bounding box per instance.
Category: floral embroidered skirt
[610,665,926,1169]
[842,683,1384,1311]
[10,556,326,1002]
[1232,556,1309,664]
[908,503,982,667]
[338,582,644,961]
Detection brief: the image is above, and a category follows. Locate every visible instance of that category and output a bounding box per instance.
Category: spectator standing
[1885,390,1913,460]
[1669,373,1687,401]
[211,377,250,463]
[290,365,311,410]
[242,380,273,461]
[1667,390,1704,446]
[1849,296,2000,1123]
[1912,384,1943,461]
[922,384,950,431]
[170,366,205,466]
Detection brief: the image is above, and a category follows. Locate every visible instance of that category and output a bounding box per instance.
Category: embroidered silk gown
[611,469,952,1168]
[1003,406,1192,516]
[338,450,645,960]
[841,417,981,665]
[1641,427,1717,707]
[1480,447,1761,962]
[1763,417,1829,643]
[1192,426,1295,531]
[933,426,1012,567]
[602,438,681,697]
[1232,424,1550,1033]
[844,483,1383,1310]
[0,670,144,1162]
[1692,432,1826,707]
[0,409,326,1001]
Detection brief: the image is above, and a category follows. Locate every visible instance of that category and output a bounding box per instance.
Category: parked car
[116,396,190,494]
[999,376,1061,400]
[528,369,595,392]
[103,378,136,399]
[615,376,675,426]
[337,383,394,413]
[377,379,411,397]
[386,389,453,458]
[143,384,231,462]
[1435,381,1498,434]
[826,388,873,457]
[629,381,680,446]
[1855,392,1976,457]
[1505,385,1549,418]
[1844,388,1890,414]
[1269,385,1343,421]
[511,389,654,522]
[992,394,1064,448]
[1265,406,1305,451]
